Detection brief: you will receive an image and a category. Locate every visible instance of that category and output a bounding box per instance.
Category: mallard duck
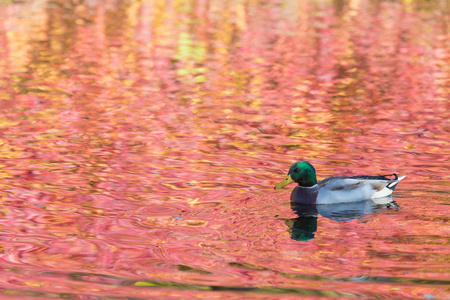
[274,161,405,204]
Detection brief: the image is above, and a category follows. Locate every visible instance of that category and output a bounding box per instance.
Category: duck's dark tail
[386,175,406,191]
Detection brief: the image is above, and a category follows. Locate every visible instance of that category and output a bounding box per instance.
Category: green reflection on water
[70,272,358,297]
[66,271,450,297]
[134,280,357,297]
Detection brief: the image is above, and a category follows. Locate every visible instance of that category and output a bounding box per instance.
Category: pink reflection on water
[0,0,448,299]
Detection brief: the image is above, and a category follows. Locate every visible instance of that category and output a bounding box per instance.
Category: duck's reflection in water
[284,197,400,241]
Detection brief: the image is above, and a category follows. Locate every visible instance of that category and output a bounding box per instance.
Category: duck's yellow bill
[274,174,295,189]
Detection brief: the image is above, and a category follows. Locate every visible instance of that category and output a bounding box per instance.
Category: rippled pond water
[0,0,449,299]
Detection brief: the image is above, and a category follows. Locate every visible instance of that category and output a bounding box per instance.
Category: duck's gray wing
[318,174,401,191]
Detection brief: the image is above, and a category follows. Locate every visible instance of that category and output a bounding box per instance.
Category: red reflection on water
[0,0,448,299]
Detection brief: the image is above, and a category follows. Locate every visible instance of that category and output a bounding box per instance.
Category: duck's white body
[291,176,405,205]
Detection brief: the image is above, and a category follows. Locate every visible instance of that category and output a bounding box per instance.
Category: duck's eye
[294,168,300,173]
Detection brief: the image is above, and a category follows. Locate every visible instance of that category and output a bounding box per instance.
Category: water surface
[0,0,449,299]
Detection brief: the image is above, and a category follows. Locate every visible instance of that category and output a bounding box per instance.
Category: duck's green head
[274,161,317,189]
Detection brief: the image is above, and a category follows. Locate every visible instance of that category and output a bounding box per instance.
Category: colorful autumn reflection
[0,0,448,299]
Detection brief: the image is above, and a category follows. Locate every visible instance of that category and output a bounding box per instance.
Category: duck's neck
[298,173,317,187]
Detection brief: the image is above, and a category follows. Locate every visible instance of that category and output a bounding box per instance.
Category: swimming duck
[274,161,405,204]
